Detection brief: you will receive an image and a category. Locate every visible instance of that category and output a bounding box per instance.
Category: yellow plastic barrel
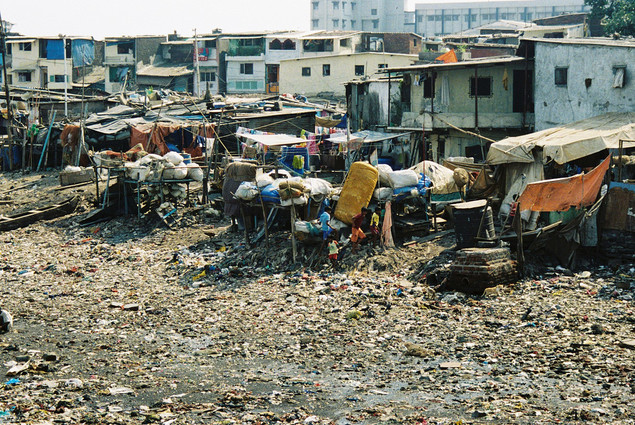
[334,162,378,225]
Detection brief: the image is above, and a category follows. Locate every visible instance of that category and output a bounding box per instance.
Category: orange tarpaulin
[435,49,458,64]
[517,156,610,212]
[130,123,214,157]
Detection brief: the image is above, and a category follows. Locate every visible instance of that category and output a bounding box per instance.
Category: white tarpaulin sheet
[239,133,306,147]
[487,112,635,165]
[410,160,459,195]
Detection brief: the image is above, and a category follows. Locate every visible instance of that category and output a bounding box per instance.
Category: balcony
[104,53,135,65]
[227,46,265,57]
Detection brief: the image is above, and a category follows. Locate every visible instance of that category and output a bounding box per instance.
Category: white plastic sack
[235,182,259,201]
[256,173,275,189]
[374,187,393,201]
[304,178,332,197]
[280,195,307,206]
[139,154,162,165]
[377,164,393,186]
[163,151,184,166]
[187,163,204,182]
[124,161,140,180]
[171,163,188,180]
[387,169,419,189]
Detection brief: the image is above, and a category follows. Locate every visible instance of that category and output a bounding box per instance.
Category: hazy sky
[1,0,462,39]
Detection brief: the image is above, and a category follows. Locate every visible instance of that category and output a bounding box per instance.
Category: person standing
[327,237,339,269]
[351,207,368,253]
[370,206,381,248]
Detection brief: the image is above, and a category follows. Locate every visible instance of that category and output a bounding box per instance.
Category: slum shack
[486,112,635,266]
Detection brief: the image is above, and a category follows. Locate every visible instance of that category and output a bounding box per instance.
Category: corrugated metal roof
[522,37,635,47]
[384,55,526,73]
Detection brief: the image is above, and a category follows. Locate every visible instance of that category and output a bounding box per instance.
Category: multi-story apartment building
[415,0,590,37]
[310,0,406,32]
[2,36,94,91]
[103,36,164,93]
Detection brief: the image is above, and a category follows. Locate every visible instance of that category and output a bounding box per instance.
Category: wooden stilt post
[513,202,525,278]
[290,204,297,263]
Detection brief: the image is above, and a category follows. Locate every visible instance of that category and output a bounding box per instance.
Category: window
[378,63,388,69]
[312,19,319,28]
[613,66,626,88]
[235,81,258,90]
[351,20,356,28]
[371,8,377,15]
[332,1,339,9]
[312,1,319,10]
[117,41,133,54]
[423,75,435,98]
[373,19,379,29]
[342,1,347,10]
[19,42,32,51]
[554,67,568,86]
[323,64,331,76]
[342,19,347,29]
[469,76,492,97]
[340,38,350,47]
[282,39,296,50]
[355,65,364,76]
[302,67,311,76]
[51,75,66,83]
[240,63,254,74]
[427,15,434,22]
[269,39,282,50]
[332,19,339,28]
[201,72,216,82]
[351,2,355,11]
[18,71,32,82]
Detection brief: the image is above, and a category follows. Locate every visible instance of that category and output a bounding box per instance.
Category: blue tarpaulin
[0,53,3,66]
[46,40,65,60]
[72,39,94,66]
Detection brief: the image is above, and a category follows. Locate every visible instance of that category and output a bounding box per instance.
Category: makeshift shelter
[487,113,635,218]
[130,122,214,157]
[487,112,635,166]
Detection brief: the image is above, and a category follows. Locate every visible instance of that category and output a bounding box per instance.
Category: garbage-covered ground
[0,171,634,424]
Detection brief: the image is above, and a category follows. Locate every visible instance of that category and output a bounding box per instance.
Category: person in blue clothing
[319,206,335,241]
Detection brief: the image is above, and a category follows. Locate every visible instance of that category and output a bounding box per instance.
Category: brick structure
[446,247,517,294]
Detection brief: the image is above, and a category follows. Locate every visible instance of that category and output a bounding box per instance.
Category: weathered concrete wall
[534,42,635,130]
[403,62,532,130]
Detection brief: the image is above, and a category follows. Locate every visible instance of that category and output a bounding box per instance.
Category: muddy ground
[0,170,634,424]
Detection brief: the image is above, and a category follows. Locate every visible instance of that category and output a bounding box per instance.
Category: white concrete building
[415,0,589,37]
[310,0,406,32]
[193,36,219,96]
[280,52,417,97]
[528,38,635,131]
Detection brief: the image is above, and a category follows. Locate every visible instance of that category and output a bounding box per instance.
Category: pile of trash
[94,149,204,202]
